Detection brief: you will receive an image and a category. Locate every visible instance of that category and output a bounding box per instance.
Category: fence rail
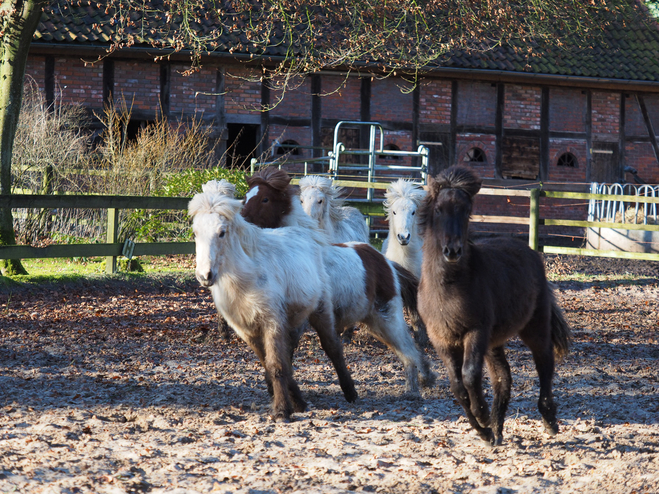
[3,184,659,272]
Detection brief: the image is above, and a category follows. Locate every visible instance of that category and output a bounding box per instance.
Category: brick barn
[22,2,659,239]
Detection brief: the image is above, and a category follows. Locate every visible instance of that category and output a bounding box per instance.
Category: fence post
[105,208,119,274]
[529,188,540,251]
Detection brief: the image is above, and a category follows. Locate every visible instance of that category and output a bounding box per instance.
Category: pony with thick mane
[381,179,426,278]
[189,190,357,421]
[298,175,369,243]
[242,167,436,395]
[417,166,571,445]
[381,179,429,345]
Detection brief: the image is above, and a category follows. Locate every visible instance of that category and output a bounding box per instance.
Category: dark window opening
[126,119,152,142]
[227,123,259,169]
[380,143,401,160]
[557,152,577,168]
[276,139,300,156]
[465,147,486,163]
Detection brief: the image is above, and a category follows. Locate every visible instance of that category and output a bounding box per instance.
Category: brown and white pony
[189,191,357,421]
[242,167,436,394]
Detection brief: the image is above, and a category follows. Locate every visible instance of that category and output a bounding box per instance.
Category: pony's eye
[393,211,397,215]
[262,197,269,203]
[219,231,225,238]
[412,211,415,215]
[318,199,323,204]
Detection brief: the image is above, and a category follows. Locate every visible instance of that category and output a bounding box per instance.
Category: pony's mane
[188,191,242,220]
[383,179,426,214]
[417,166,482,235]
[429,166,482,199]
[249,167,293,193]
[299,175,346,221]
[202,179,235,198]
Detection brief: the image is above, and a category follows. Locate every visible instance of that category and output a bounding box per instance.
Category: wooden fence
[2,182,659,274]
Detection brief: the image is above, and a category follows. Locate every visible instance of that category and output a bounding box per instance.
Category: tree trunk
[0,0,47,275]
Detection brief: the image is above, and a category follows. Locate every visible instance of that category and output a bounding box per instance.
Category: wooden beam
[636,94,659,166]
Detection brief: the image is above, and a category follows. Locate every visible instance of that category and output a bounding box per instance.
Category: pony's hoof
[344,389,359,403]
[270,411,292,423]
[477,427,494,444]
[543,418,559,436]
[419,371,437,388]
[491,435,503,447]
[293,400,308,413]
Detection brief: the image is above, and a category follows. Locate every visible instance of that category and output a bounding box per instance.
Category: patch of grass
[2,255,195,286]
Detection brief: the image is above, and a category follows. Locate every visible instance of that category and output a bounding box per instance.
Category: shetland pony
[381,179,429,346]
[298,175,369,243]
[189,192,357,421]
[417,166,572,445]
[242,167,436,394]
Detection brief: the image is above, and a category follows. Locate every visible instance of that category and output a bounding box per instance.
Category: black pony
[417,166,571,446]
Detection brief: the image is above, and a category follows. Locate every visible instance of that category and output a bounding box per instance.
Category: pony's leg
[308,304,358,404]
[263,324,296,422]
[244,335,274,397]
[522,334,558,436]
[437,344,494,444]
[462,330,492,430]
[408,310,430,348]
[484,346,512,446]
[364,314,421,396]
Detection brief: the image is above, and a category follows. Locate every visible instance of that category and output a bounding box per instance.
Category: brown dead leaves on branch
[44,0,644,87]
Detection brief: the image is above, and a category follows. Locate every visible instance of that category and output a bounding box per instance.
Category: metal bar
[542,218,659,231]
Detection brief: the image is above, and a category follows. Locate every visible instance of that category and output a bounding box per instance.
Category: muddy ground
[0,255,657,494]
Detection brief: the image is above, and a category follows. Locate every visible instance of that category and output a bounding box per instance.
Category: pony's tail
[392,262,418,313]
[392,263,430,347]
[550,291,572,361]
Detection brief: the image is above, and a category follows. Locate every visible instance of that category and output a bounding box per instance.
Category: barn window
[465,147,487,163]
[276,139,300,156]
[500,136,540,180]
[380,143,401,160]
[557,152,577,168]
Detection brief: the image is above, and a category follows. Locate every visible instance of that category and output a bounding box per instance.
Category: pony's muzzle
[196,269,215,287]
[397,232,411,245]
[442,244,463,262]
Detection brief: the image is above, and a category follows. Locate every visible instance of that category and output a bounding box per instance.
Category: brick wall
[371,78,413,123]
[270,76,311,118]
[548,139,588,182]
[169,64,216,116]
[549,88,586,132]
[24,58,45,94]
[625,95,648,137]
[457,81,497,127]
[224,65,262,114]
[267,124,313,160]
[419,79,451,124]
[591,91,620,139]
[625,141,658,183]
[503,84,541,130]
[321,75,361,121]
[55,57,103,107]
[647,94,659,131]
[455,134,497,179]
[113,61,159,111]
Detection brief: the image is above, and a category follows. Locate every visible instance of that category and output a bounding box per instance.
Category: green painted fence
[2,185,659,274]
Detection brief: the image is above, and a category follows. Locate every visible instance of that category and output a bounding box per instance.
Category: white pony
[382,179,426,278]
[201,178,236,197]
[299,175,369,243]
[381,179,429,345]
[189,191,357,421]
[242,168,436,394]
